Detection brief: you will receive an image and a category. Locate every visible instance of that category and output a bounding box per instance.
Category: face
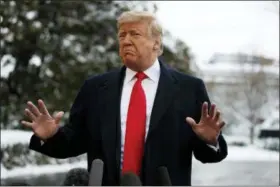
[118,21,159,71]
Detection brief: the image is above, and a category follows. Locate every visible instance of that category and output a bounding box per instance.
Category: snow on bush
[1,142,86,169]
[1,130,33,148]
[1,130,86,171]
[1,160,87,179]
[255,138,279,151]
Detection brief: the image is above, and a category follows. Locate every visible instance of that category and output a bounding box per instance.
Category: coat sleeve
[192,78,228,163]
[29,79,91,159]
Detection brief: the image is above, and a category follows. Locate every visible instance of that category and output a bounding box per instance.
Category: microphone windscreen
[62,168,89,186]
[88,159,104,186]
[157,166,172,186]
[120,172,142,186]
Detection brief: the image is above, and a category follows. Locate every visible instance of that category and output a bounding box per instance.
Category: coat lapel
[146,61,179,142]
[98,66,126,179]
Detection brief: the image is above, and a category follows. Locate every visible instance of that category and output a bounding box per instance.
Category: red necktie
[122,72,147,175]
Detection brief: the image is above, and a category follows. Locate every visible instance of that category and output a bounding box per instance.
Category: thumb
[186,117,197,128]
[54,111,64,125]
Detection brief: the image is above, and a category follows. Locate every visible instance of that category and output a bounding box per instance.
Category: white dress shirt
[119,59,219,169]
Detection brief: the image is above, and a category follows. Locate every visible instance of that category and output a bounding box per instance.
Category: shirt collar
[124,59,160,84]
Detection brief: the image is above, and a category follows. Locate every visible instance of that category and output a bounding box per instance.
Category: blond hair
[117,11,163,56]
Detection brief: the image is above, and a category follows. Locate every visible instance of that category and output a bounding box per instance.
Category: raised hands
[21,99,64,141]
[186,102,225,146]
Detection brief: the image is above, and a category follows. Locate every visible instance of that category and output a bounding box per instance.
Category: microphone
[120,172,142,186]
[62,168,89,186]
[157,166,172,186]
[88,159,104,186]
[8,181,30,186]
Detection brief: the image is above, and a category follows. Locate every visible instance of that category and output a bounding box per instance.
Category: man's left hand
[186,102,225,146]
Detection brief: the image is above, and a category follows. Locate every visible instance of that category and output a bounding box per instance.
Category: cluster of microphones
[63,159,172,186]
[8,159,172,186]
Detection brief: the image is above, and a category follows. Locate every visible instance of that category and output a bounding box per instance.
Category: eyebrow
[118,29,143,36]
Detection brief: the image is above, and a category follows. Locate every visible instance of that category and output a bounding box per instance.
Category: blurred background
[1,0,279,185]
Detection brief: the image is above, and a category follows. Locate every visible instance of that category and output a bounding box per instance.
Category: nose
[122,34,132,45]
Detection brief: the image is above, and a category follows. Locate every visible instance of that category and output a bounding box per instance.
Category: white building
[191,53,279,136]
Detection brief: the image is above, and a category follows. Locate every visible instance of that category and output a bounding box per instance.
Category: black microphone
[88,159,104,186]
[157,166,172,186]
[62,167,89,186]
[120,172,142,186]
[7,181,30,186]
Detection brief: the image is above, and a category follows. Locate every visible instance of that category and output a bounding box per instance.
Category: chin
[123,56,136,64]
[122,58,140,71]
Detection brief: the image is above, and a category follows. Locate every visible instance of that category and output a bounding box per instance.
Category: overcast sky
[154,1,279,63]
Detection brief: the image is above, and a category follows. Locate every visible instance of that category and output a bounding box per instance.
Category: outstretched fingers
[186,117,197,129]
[201,102,209,119]
[218,121,226,129]
[209,104,216,118]
[213,110,220,122]
[21,120,33,128]
[38,99,50,116]
[27,101,41,117]
[24,108,36,121]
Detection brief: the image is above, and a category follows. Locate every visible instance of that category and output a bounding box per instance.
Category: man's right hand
[21,99,64,141]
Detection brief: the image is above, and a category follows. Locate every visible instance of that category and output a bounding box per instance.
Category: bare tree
[224,53,278,144]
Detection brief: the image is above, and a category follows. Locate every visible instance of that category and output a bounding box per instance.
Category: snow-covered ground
[1,130,279,179]
[1,130,33,148]
[224,145,279,161]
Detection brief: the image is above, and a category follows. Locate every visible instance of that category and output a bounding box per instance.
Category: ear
[153,38,160,50]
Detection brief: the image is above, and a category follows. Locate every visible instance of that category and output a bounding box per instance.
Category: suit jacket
[29,60,228,186]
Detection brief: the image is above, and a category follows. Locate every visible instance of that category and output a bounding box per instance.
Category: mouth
[123,51,135,55]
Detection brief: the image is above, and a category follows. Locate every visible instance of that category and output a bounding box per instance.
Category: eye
[131,31,141,36]
[118,32,126,38]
